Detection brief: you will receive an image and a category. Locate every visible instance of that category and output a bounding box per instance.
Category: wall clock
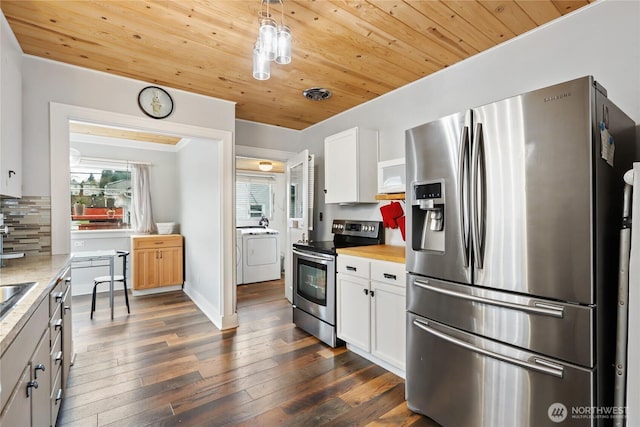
[138,86,174,119]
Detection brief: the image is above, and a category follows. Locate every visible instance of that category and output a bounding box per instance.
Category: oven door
[292,248,336,325]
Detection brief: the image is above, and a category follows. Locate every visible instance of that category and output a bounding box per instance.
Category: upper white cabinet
[0,15,23,198]
[324,127,378,204]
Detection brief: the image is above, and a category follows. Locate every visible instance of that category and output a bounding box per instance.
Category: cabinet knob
[64,305,71,314]
[55,389,63,404]
[383,273,397,280]
[8,170,15,178]
[363,289,369,296]
[26,380,38,397]
[55,351,63,365]
[54,319,63,331]
[370,290,375,298]
[54,292,64,303]
[346,266,357,272]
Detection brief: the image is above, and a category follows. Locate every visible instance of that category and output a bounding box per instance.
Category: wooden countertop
[0,254,71,354]
[336,244,406,263]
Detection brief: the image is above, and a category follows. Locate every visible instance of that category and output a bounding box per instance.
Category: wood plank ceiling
[2,0,593,130]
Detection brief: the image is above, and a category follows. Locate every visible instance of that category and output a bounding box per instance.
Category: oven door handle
[292,249,335,262]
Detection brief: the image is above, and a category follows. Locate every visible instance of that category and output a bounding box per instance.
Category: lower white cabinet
[0,264,73,427]
[337,255,406,374]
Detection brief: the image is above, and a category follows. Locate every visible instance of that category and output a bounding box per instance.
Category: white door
[284,150,314,302]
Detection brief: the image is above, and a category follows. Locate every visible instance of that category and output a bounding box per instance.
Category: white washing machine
[236,227,280,285]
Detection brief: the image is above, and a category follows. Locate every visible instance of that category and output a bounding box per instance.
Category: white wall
[22,55,235,197]
[236,119,301,152]
[19,53,237,328]
[178,137,237,328]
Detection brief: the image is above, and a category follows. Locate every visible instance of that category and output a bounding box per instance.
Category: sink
[0,282,37,320]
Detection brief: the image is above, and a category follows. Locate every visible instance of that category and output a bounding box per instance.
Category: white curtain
[131,164,157,234]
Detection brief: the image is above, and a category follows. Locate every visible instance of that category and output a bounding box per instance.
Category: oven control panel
[332,220,382,239]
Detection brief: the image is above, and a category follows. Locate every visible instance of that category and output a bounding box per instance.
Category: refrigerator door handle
[414,279,565,318]
[471,123,485,269]
[458,125,470,267]
[412,318,565,379]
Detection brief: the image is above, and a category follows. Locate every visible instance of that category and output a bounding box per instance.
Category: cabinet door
[0,42,22,198]
[337,273,370,351]
[0,365,31,427]
[31,329,51,427]
[325,128,358,204]
[133,248,158,290]
[158,246,183,287]
[371,280,406,370]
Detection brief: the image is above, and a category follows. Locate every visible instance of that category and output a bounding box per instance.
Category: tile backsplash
[1,196,51,255]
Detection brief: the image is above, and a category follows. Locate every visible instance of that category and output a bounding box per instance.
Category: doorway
[50,102,237,330]
[235,146,296,300]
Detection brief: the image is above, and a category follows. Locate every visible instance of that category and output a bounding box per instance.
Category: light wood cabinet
[324,127,378,204]
[132,234,183,290]
[337,255,406,374]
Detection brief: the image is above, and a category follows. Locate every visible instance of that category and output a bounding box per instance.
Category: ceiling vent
[303,87,332,101]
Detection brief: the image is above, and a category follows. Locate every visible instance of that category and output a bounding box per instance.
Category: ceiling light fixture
[253,0,291,80]
[258,161,273,171]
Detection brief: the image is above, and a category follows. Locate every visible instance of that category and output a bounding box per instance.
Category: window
[71,163,132,231]
[236,175,273,224]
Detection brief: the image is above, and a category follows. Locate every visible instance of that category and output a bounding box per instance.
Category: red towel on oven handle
[380,201,404,229]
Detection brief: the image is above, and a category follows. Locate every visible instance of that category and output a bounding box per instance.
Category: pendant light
[252,0,291,80]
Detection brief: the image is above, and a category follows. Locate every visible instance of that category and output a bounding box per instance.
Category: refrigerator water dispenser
[412,181,445,252]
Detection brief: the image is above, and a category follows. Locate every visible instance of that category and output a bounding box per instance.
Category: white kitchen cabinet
[0,15,23,198]
[337,272,370,351]
[49,266,73,426]
[337,254,406,375]
[324,127,378,204]
[0,298,49,427]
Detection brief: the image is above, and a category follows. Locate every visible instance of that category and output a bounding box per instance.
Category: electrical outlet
[73,240,85,247]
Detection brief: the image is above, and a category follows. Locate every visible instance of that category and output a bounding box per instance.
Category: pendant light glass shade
[252,42,270,80]
[275,25,291,65]
[258,15,277,61]
[251,0,291,80]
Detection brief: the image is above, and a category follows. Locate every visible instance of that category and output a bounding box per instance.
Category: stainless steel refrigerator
[405,76,636,427]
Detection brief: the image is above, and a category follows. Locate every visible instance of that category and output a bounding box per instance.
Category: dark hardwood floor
[58,280,438,426]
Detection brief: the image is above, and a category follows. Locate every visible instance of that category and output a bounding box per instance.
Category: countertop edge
[0,255,72,355]
[336,244,406,264]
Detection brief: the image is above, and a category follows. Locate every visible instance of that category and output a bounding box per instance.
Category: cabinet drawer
[50,367,63,425]
[50,304,62,337]
[371,260,406,287]
[132,234,182,250]
[50,331,63,382]
[337,255,370,279]
[49,279,65,316]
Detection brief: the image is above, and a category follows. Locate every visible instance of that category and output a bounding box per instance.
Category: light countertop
[336,244,406,263]
[0,254,71,354]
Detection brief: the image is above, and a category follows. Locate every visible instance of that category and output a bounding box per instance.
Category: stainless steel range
[292,219,383,347]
